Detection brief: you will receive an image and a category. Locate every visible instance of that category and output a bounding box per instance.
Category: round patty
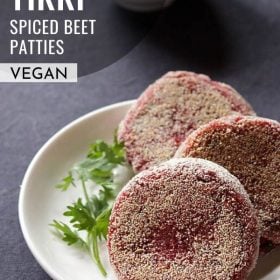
[118,71,255,172]
[108,158,259,280]
[176,115,280,248]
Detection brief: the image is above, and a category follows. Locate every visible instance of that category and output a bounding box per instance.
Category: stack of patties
[108,71,279,280]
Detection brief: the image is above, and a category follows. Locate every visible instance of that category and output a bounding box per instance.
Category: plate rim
[18,100,135,280]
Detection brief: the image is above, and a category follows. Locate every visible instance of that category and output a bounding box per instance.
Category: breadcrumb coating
[176,115,280,247]
[118,71,255,173]
[108,158,259,280]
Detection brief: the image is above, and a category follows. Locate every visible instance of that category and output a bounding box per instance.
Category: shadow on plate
[249,248,280,280]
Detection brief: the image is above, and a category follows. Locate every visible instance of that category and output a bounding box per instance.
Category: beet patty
[176,116,280,247]
[118,71,255,172]
[108,158,259,280]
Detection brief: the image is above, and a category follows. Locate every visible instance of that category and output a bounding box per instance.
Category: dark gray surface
[0,0,279,279]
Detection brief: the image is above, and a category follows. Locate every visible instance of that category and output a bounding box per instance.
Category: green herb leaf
[55,171,74,191]
[51,220,85,246]
[51,135,127,277]
[64,198,95,231]
[95,208,111,240]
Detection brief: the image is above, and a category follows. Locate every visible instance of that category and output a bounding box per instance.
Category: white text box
[0,63,77,83]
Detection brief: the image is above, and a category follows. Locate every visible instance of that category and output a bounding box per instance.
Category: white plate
[19,100,280,280]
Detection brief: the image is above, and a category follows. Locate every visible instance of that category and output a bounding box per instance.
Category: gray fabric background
[0,0,279,279]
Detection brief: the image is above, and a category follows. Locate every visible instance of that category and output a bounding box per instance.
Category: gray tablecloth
[0,0,279,279]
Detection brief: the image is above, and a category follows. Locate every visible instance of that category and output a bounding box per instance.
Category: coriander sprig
[51,135,126,276]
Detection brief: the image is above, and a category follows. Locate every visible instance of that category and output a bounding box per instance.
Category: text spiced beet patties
[108,158,259,280]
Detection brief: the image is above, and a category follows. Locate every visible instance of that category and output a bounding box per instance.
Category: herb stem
[52,136,126,277]
[81,179,90,205]
[81,179,96,218]
[89,231,107,276]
